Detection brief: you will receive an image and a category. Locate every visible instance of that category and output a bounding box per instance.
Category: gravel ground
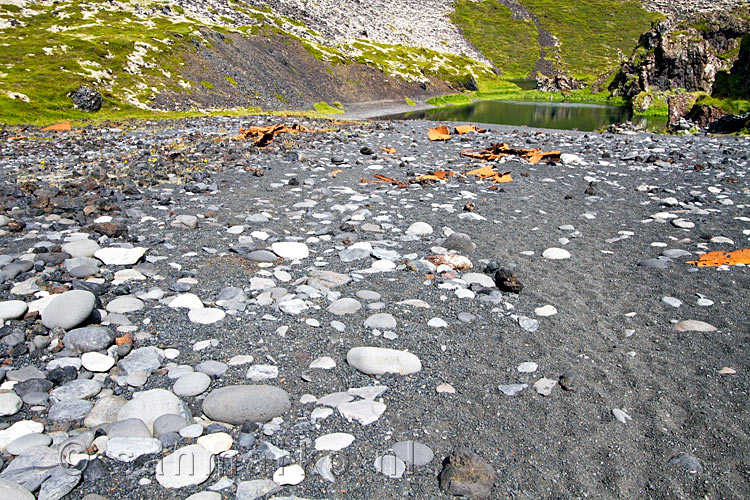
[0,117,747,500]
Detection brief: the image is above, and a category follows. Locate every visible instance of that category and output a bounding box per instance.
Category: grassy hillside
[451,0,663,83]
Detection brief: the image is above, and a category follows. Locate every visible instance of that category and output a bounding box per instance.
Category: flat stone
[0,420,44,451]
[202,385,291,424]
[374,454,406,478]
[245,250,278,263]
[49,379,101,402]
[461,272,495,288]
[273,464,305,486]
[327,298,362,316]
[337,400,386,425]
[186,493,221,500]
[363,313,396,329]
[668,452,703,474]
[542,248,570,260]
[94,247,147,266]
[662,296,682,308]
[517,362,538,373]
[612,408,632,424]
[105,296,144,314]
[196,432,232,454]
[117,389,189,432]
[278,298,308,315]
[391,441,434,466]
[188,308,226,324]
[62,239,100,258]
[107,418,152,439]
[5,433,52,455]
[406,222,433,236]
[41,290,96,330]
[155,444,214,488]
[0,300,28,321]
[173,372,211,397]
[169,293,204,310]
[81,352,115,372]
[307,270,351,289]
[119,346,163,375]
[534,305,557,317]
[246,365,278,381]
[195,360,229,377]
[533,377,557,396]
[314,432,355,451]
[309,356,336,370]
[347,347,420,375]
[271,242,309,260]
[171,215,198,230]
[153,414,190,438]
[498,384,528,396]
[84,395,126,428]
[236,479,281,500]
[48,399,93,422]
[105,437,162,462]
[674,320,717,332]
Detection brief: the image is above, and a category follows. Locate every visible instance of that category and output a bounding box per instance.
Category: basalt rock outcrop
[609,9,749,98]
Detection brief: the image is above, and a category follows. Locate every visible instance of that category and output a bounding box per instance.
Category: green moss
[519,0,663,82]
[405,97,416,106]
[201,80,215,89]
[274,93,289,104]
[695,95,750,115]
[224,76,237,85]
[313,101,344,114]
[450,0,539,78]
[426,94,473,107]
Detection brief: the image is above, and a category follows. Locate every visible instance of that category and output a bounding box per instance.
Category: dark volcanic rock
[536,73,579,92]
[493,268,523,293]
[69,86,102,112]
[439,447,495,499]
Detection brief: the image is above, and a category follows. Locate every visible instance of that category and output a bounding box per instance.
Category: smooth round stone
[391,441,434,466]
[0,478,35,500]
[0,420,44,450]
[236,480,280,500]
[0,300,28,321]
[95,247,146,265]
[117,389,189,432]
[273,464,305,485]
[428,317,448,328]
[84,395,126,428]
[5,432,52,455]
[196,432,232,454]
[374,454,406,478]
[668,452,703,474]
[106,296,144,314]
[153,414,190,438]
[169,293,204,310]
[118,346,164,375]
[48,399,94,422]
[327,298,362,316]
[347,347,421,376]
[69,265,99,278]
[309,356,336,370]
[202,385,291,425]
[458,312,475,323]
[271,242,309,260]
[41,290,96,330]
[517,362,538,373]
[173,372,211,397]
[406,222,433,236]
[662,249,691,258]
[63,326,115,352]
[534,305,557,317]
[107,418,152,439]
[0,392,22,417]
[168,365,194,380]
[180,424,204,438]
[542,248,570,260]
[671,219,695,229]
[674,320,717,332]
[156,444,215,488]
[356,290,381,301]
[364,312,396,329]
[62,239,100,258]
[195,360,228,377]
[245,250,278,263]
[227,225,245,234]
[314,432,355,451]
[81,352,115,372]
[188,308,225,324]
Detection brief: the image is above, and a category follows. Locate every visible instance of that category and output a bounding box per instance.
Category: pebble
[498,384,528,396]
[674,320,717,332]
[439,447,495,499]
[236,480,281,500]
[327,298,362,315]
[188,308,226,324]
[534,305,557,316]
[374,454,406,478]
[0,478,35,500]
[0,392,23,416]
[347,347,421,375]
[406,222,433,236]
[81,352,115,372]
[246,364,279,381]
[202,385,290,424]
[196,432,233,454]
[273,464,305,485]
[517,362,538,373]
[94,247,146,266]
[363,312,397,329]
[314,432,355,451]
[0,300,28,321]
[173,372,212,397]
[271,242,309,260]
[533,377,557,396]
[662,296,682,308]
[5,433,52,455]
[105,437,162,462]
[542,247,571,260]
[391,441,434,466]
[41,290,96,330]
[668,453,703,474]
[117,388,188,431]
[106,296,144,313]
[612,408,632,424]
[169,293,204,310]
[309,356,336,370]
[63,326,115,352]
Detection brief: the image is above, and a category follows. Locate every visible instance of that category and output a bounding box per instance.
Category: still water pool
[383,100,667,132]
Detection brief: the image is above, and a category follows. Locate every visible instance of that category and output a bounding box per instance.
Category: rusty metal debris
[460,143,561,164]
[234,123,309,147]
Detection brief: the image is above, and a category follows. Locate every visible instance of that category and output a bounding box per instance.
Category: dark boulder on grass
[69,86,102,112]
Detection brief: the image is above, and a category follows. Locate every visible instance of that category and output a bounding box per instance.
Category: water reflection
[383,100,666,132]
